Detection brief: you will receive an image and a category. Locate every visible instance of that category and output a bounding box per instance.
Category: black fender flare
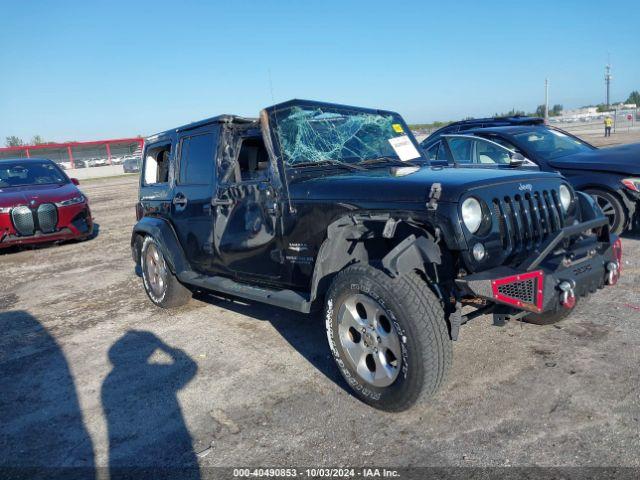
[308,216,443,302]
[575,190,605,222]
[381,233,442,278]
[131,217,189,275]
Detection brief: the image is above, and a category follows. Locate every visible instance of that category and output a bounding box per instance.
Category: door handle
[172,194,187,206]
[212,197,234,206]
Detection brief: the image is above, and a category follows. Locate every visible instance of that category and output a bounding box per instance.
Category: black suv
[132,100,621,411]
[421,117,640,234]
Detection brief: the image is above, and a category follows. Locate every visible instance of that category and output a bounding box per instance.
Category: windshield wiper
[358,156,418,168]
[291,159,366,171]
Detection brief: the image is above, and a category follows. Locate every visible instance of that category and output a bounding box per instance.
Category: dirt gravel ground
[1,169,640,474]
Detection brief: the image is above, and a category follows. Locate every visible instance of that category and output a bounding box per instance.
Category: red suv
[0,158,93,249]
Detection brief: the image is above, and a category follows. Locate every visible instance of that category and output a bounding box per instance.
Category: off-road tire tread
[326,264,452,411]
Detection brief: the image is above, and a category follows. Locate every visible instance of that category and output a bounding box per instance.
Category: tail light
[491,270,545,313]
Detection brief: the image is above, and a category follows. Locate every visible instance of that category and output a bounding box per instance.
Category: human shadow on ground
[101,330,199,480]
[0,310,95,480]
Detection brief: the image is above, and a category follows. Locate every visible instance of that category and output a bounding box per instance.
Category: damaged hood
[548,143,640,175]
[288,165,563,204]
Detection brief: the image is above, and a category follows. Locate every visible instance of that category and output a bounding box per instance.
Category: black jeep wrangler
[132,100,622,411]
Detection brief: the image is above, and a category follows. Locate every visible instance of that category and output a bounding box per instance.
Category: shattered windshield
[268,103,425,168]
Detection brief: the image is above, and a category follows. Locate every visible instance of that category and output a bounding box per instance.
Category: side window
[178,132,216,185]
[474,139,511,164]
[447,138,474,164]
[143,143,171,185]
[426,141,449,161]
[487,136,523,155]
[426,142,439,161]
[436,141,448,161]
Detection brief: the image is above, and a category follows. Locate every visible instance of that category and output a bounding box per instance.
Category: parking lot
[1,168,640,472]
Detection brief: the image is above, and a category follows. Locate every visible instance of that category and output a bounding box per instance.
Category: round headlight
[461,197,483,233]
[559,184,572,212]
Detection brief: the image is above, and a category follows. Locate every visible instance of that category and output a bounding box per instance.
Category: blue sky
[1,0,638,142]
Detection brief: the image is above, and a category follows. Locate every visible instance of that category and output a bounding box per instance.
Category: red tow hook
[611,237,623,280]
[558,280,576,309]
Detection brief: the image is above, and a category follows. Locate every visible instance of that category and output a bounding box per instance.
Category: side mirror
[509,152,526,166]
[71,178,80,185]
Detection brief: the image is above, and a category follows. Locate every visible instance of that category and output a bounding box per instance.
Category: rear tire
[324,264,452,411]
[585,189,627,235]
[140,236,192,308]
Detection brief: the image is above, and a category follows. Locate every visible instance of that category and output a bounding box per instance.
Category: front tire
[324,264,452,411]
[140,236,192,308]
[585,189,627,235]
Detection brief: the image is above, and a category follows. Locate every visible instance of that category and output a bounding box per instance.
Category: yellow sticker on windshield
[392,123,404,133]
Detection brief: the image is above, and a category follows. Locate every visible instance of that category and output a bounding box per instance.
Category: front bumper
[0,204,93,248]
[456,218,621,314]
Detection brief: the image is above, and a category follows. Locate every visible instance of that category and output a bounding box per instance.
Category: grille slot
[494,189,562,258]
[497,277,536,305]
[11,206,35,236]
[37,203,58,233]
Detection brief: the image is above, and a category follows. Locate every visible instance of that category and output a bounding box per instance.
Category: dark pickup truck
[132,99,621,411]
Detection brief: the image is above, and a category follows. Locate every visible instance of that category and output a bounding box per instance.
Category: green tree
[5,136,24,147]
[552,104,563,116]
[31,135,45,145]
[626,91,640,106]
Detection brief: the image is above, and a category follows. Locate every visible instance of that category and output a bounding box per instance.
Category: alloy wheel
[591,193,617,229]
[337,294,402,387]
[144,243,168,299]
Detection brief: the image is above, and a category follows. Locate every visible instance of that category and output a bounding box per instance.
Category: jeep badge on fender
[131,99,621,411]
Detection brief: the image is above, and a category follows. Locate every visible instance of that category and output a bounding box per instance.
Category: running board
[178,272,312,313]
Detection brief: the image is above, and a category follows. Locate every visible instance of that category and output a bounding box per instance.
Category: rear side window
[143,143,171,185]
[179,132,216,185]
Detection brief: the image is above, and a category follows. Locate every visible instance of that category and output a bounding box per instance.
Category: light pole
[544,78,549,122]
[605,63,612,108]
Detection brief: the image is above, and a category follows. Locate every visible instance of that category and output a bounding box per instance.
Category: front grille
[11,206,35,236]
[497,277,536,304]
[493,190,564,258]
[37,203,58,233]
[10,204,58,236]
